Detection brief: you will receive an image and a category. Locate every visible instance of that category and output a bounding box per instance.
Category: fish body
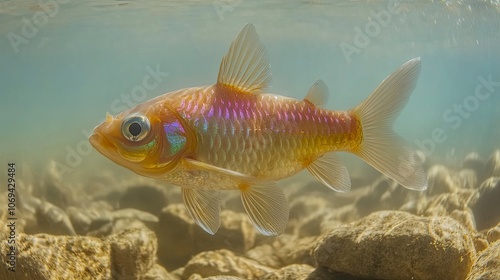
[162,84,360,187]
[90,24,427,236]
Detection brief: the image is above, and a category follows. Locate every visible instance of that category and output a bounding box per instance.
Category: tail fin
[352,58,427,191]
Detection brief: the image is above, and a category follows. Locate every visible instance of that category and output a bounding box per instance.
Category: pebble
[472,177,500,230]
[486,222,500,243]
[182,249,274,279]
[261,264,314,280]
[143,264,177,280]
[484,150,500,178]
[119,185,169,216]
[426,165,457,195]
[35,200,76,236]
[462,152,485,180]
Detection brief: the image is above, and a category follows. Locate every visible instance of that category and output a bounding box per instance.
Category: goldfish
[89,24,427,236]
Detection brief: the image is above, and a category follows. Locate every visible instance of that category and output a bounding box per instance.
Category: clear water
[1,0,499,183]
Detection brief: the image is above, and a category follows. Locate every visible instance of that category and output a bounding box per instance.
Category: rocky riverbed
[1,150,500,279]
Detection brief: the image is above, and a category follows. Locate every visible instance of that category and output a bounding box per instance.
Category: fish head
[89,103,191,176]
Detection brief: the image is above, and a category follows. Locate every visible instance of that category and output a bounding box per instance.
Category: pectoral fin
[183,158,261,185]
[182,188,221,235]
[306,152,351,192]
[240,182,288,236]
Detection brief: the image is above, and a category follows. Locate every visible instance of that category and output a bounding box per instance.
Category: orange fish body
[90,24,427,236]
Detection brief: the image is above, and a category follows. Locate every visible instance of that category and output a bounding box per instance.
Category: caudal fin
[352,58,427,191]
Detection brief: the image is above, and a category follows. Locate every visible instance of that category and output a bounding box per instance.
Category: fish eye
[121,114,150,142]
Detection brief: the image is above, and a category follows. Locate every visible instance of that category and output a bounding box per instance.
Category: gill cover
[162,117,187,160]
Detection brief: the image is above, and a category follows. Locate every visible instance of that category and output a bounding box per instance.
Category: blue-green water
[0,0,499,182]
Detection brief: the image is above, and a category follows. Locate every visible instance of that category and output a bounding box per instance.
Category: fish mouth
[89,132,118,160]
[90,132,110,150]
[90,131,136,169]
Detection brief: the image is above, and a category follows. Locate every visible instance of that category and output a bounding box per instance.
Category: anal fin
[182,188,221,235]
[240,182,288,236]
[306,152,351,192]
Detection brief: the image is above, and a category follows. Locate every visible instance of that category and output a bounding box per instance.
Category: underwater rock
[314,211,476,280]
[0,233,111,280]
[318,212,344,235]
[245,233,317,268]
[193,210,256,254]
[354,176,393,216]
[458,168,479,189]
[157,204,195,270]
[286,179,352,209]
[119,185,169,216]
[398,198,419,214]
[245,243,282,268]
[33,200,76,236]
[0,220,157,280]
[466,241,500,280]
[40,175,76,210]
[66,206,92,235]
[109,208,159,223]
[293,209,331,237]
[419,191,476,218]
[261,264,314,280]
[86,208,158,238]
[77,201,117,235]
[471,232,489,253]
[306,267,362,280]
[106,222,157,280]
[182,249,274,279]
[463,152,485,181]
[143,264,177,280]
[158,205,256,271]
[449,208,477,231]
[486,222,500,243]
[318,212,344,234]
[288,196,330,221]
[484,150,500,178]
[352,176,413,218]
[277,235,320,267]
[472,177,500,231]
[184,273,248,280]
[426,165,458,195]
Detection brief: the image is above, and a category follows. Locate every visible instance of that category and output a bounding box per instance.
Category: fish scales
[171,84,362,181]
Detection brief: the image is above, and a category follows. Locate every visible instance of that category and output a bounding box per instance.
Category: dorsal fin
[304,79,329,107]
[216,23,271,93]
